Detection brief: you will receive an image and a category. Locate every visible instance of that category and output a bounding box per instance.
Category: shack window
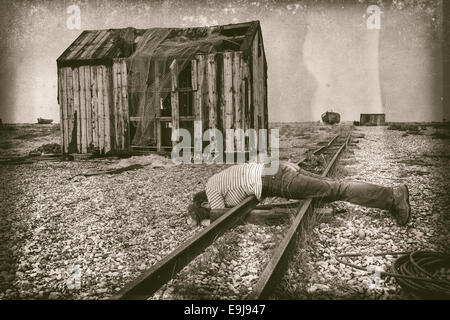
[179,91,193,117]
[178,60,192,89]
[161,94,171,117]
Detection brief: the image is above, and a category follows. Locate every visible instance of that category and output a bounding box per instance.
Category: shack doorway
[160,120,172,148]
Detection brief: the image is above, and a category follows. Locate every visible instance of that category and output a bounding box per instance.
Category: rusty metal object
[321,111,341,125]
[294,134,339,166]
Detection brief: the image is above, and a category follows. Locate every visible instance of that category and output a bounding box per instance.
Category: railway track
[111,132,351,300]
[294,134,339,166]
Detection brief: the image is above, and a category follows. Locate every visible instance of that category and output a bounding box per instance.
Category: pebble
[96,288,108,294]
[138,263,146,271]
[48,292,59,300]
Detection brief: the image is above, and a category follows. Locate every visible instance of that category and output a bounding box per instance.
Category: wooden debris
[68,163,149,180]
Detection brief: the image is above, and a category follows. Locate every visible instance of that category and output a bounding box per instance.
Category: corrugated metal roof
[57,29,125,64]
[57,21,261,67]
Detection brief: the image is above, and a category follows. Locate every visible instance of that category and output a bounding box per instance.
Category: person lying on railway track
[187,161,411,227]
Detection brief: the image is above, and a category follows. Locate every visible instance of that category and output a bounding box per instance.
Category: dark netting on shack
[126,27,241,147]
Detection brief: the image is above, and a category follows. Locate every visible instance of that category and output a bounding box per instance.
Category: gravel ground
[4,124,443,300]
[277,126,450,299]
[0,156,226,299]
[151,221,293,300]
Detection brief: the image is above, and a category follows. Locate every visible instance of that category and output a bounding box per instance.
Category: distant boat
[321,111,340,125]
[37,118,53,124]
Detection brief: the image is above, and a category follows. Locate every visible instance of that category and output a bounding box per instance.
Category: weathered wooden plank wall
[72,67,80,153]
[154,62,161,152]
[57,68,65,152]
[58,61,128,154]
[60,68,69,153]
[252,31,260,132]
[241,59,250,133]
[90,65,98,151]
[189,52,250,152]
[251,28,267,150]
[97,66,105,152]
[78,66,86,153]
[206,53,217,132]
[170,59,179,146]
[258,32,267,133]
[58,47,265,155]
[67,67,74,152]
[111,58,130,152]
[194,55,208,135]
[84,66,92,151]
[233,51,242,131]
[120,60,130,151]
[112,62,121,151]
[103,66,111,153]
[222,52,234,133]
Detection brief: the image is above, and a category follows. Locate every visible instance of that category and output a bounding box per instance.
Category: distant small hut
[56,21,268,154]
[360,113,386,126]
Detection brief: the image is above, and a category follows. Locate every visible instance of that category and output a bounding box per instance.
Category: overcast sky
[0,0,445,123]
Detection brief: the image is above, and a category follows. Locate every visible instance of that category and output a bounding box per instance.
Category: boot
[390,184,411,226]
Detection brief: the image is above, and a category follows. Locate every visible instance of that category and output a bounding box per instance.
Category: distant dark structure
[321,111,341,125]
[37,118,53,124]
[360,113,386,126]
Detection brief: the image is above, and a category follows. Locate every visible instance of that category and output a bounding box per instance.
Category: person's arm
[206,187,226,210]
[206,186,230,221]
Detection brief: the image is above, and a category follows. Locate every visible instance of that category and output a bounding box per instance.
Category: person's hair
[187,190,210,225]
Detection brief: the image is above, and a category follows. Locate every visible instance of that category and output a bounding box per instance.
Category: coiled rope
[336,250,450,298]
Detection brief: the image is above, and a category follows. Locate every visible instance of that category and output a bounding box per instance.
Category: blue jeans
[261,163,394,210]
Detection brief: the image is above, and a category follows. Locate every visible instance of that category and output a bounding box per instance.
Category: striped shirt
[205,163,265,209]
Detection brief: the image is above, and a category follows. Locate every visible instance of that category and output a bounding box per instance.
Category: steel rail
[247,133,351,299]
[294,134,339,166]
[111,196,259,300]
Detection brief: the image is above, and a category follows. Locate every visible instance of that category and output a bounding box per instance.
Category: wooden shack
[56,21,268,154]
